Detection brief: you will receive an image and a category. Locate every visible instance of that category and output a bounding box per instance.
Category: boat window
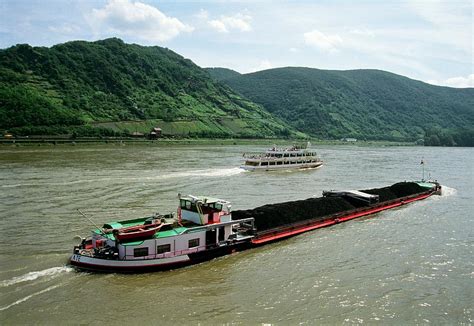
[157,244,171,254]
[261,161,269,166]
[246,161,258,166]
[185,201,191,210]
[277,161,283,165]
[215,203,223,211]
[291,161,296,164]
[269,161,276,166]
[134,247,149,257]
[291,154,296,157]
[189,238,200,248]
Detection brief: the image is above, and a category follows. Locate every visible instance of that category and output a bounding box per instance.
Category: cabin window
[134,247,149,257]
[157,244,171,254]
[277,161,283,165]
[189,238,200,248]
[261,161,269,166]
[291,161,296,164]
[215,203,223,210]
[246,161,259,166]
[185,201,191,210]
[269,161,276,166]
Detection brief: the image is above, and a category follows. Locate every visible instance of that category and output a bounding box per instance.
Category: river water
[0,144,472,324]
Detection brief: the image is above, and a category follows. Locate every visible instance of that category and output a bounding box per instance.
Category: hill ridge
[207,66,474,143]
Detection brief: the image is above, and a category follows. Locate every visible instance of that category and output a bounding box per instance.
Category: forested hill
[206,67,241,81]
[208,67,474,144]
[0,38,300,138]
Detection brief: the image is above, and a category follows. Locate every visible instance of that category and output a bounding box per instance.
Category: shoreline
[0,138,418,148]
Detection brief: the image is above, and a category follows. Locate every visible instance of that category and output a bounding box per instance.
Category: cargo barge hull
[70,181,441,273]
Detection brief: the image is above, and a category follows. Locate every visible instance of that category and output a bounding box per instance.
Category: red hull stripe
[251,192,432,244]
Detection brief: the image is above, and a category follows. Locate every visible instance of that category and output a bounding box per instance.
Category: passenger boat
[241,143,323,171]
[70,181,441,273]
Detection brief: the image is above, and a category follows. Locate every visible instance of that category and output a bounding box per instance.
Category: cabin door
[206,229,217,247]
[218,227,225,242]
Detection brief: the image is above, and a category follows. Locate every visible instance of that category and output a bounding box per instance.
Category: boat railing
[243,154,320,160]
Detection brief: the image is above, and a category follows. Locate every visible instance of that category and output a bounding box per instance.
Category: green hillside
[209,67,474,143]
[206,67,241,81]
[0,38,302,138]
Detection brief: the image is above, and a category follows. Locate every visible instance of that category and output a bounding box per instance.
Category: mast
[421,158,425,181]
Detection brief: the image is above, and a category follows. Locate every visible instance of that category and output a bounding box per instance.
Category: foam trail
[441,185,457,197]
[2,168,245,188]
[0,284,60,311]
[181,167,245,178]
[1,266,73,287]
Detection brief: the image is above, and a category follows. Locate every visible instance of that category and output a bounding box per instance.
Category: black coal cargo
[232,182,427,231]
[232,197,355,231]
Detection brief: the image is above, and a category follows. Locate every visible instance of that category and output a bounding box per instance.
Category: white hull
[241,161,323,171]
[70,253,190,271]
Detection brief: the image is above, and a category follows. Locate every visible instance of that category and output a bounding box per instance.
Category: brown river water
[0,144,472,324]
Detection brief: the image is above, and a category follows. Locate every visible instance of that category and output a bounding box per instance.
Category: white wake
[0,284,60,311]
[2,167,245,188]
[0,266,73,287]
[440,185,457,197]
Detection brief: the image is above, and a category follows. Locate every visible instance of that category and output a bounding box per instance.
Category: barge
[70,181,441,272]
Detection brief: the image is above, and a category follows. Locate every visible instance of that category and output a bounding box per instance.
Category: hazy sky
[1,0,472,87]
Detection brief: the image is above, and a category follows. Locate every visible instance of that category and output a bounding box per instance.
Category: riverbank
[0,137,417,147]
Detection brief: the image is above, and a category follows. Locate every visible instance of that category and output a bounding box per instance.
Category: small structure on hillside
[341,137,357,142]
[149,127,162,139]
[130,131,144,137]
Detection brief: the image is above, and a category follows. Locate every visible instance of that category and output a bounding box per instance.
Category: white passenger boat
[241,143,323,171]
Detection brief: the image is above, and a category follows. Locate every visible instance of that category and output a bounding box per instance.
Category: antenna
[77,209,105,235]
[420,157,425,181]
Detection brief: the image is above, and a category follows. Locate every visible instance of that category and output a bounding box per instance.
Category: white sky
[1,0,473,87]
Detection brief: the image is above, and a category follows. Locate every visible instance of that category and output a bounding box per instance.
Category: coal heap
[232,182,428,231]
[232,197,355,231]
[361,182,426,202]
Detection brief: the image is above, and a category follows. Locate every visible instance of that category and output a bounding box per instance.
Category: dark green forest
[0,38,299,138]
[208,67,474,145]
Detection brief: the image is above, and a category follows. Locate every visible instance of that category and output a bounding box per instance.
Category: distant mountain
[212,67,474,143]
[0,38,301,138]
[206,67,241,81]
